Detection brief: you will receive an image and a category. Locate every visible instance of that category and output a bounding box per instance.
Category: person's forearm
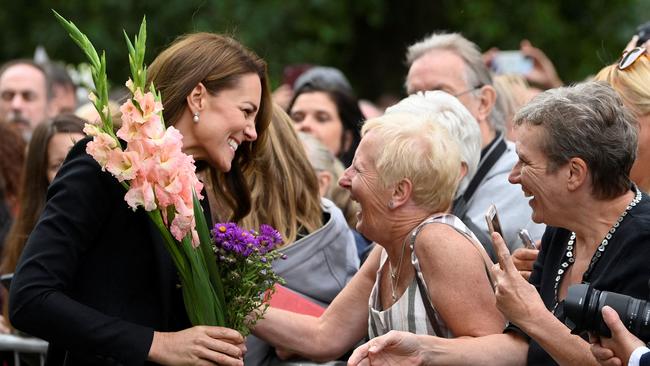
[252,308,356,362]
[518,310,599,365]
[419,333,528,366]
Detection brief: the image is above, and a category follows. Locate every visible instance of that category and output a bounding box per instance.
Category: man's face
[406,49,482,122]
[0,63,50,134]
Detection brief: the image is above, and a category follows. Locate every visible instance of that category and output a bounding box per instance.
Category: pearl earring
[388,201,394,209]
[193,112,200,124]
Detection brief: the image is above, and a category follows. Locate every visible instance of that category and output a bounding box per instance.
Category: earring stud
[193,112,200,124]
[388,201,394,209]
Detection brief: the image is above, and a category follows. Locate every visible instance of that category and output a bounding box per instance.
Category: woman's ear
[186,82,207,113]
[391,178,413,208]
[566,157,588,191]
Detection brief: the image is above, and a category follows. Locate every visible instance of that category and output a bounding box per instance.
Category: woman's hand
[148,326,245,366]
[348,331,427,366]
[520,39,563,89]
[490,232,546,326]
[589,306,646,366]
[511,245,539,280]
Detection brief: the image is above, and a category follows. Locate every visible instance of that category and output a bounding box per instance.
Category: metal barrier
[0,334,47,366]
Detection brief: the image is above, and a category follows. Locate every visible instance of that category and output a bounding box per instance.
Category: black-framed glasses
[618,47,647,70]
[453,84,484,97]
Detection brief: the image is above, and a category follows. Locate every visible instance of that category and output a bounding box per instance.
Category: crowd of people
[0,18,648,366]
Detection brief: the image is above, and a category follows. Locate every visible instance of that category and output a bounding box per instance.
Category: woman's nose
[339,167,352,189]
[244,123,257,141]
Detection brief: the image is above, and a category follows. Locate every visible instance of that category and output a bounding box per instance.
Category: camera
[564,283,650,342]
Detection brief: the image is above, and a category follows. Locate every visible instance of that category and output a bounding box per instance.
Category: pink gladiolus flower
[124,177,157,211]
[135,91,163,122]
[86,132,117,168]
[83,123,101,137]
[106,149,141,182]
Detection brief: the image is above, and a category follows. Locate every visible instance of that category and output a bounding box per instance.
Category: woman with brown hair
[9,33,272,366]
[240,106,358,366]
[1,114,85,329]
[0,122,25,248]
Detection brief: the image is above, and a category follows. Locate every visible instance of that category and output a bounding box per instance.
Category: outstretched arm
[252,245,382,362]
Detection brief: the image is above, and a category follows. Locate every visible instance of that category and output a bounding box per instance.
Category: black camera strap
[452,133,507,219]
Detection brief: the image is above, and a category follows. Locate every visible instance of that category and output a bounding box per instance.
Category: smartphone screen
[492,51,533,75]
[485,204,504,237]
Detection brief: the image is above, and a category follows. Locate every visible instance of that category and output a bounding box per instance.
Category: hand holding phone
[518,228,537,250]
[485,204,503,237]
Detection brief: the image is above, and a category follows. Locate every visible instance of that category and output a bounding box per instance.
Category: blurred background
[2,0,648,101]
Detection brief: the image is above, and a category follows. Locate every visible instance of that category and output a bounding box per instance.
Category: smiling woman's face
[191,73,262,172]
[338,131,392,240]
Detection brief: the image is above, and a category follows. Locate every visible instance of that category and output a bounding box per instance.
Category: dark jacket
[9,138,189,365]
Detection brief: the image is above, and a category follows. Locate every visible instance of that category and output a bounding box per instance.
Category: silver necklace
[389,234,410,302]
[552,187,642,313]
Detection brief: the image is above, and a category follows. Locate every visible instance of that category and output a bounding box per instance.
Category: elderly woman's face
[338,131,392,240]
[508,124,567,226]
[290,91,344,157]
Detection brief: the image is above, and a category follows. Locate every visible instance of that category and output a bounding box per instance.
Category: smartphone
[518,228,537,249]
[491,51,533,75]
[485,204,504,237]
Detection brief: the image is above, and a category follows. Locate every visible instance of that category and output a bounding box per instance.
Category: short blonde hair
[361,113,461,212]
[385,91,480,198]
[594,55,650,116]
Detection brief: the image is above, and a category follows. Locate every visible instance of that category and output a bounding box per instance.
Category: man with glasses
[405,32,544,257]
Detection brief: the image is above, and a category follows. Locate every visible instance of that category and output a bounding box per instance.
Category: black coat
[10,137,189,365]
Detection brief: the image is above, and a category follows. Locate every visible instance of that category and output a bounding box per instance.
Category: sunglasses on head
[618,47,647,70]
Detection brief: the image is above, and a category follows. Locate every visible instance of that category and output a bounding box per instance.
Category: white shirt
[628,346,650,366]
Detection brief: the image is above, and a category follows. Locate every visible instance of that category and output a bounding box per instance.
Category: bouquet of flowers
[212,223,286,335]
[53,12,284,333]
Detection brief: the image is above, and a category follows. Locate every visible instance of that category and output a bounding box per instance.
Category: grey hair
[406,32,504,132]
[386,91,481,198]
[514,81,638,199]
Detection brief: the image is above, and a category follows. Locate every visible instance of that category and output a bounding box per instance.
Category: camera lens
[565,284,650,342]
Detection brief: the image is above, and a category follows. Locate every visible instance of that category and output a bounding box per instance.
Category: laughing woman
[251,109,503,363]
[9,33,272,366]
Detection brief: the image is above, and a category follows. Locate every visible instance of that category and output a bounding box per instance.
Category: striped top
[368,214,492,338]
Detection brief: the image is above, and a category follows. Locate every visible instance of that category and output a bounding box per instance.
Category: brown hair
[147,32,272,221]
[239,105,322,245]
[1,114,85,327]
[0,123,26,215]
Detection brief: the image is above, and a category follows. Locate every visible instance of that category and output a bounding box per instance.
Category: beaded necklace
[552,187,642,313]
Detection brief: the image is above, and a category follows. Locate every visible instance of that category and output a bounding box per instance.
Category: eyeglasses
[453,84,484,97]
[618,47,647,70]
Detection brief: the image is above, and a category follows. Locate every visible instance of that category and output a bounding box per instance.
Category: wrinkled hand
[348,331,426,366]
[520,40,563,89]
[148,326,246,366]
[589,306,645,366]
[490,232,545,326]
[512,246,539,280]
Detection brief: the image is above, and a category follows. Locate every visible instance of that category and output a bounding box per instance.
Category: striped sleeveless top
[368,214,492,338]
